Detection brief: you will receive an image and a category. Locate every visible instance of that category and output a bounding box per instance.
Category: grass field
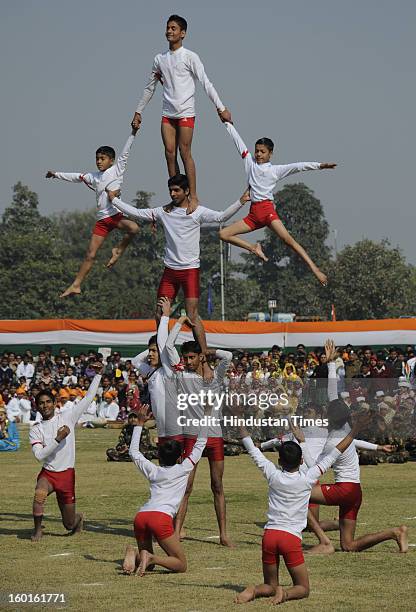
[1,427,415,611]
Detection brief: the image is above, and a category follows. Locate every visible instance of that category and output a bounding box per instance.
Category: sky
[2,0,415,261]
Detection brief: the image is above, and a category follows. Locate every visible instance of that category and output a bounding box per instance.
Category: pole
[220,228,225,321]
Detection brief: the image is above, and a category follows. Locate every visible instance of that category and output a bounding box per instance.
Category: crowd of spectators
[1,343,415,455]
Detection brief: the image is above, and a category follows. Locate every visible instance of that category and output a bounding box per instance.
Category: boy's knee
[177,560,187,573]
[210,479,223,496]
[129,224,140,235]
[33,488,48,508]
[85,250,96,263]
[219,228,229,241]
[179,142,191,158]
[185,305,198,318]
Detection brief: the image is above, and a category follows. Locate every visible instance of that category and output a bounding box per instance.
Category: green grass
[1,427,415,611]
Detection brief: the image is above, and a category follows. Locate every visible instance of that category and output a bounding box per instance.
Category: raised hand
[157,296,171,317]
[325,339,337,362]
[106,189,121,202]
[320,163,337,169]
[218,108,232,123]
[45,170,56,178]
[131,112,142,130]
[178,315,195,328]
[136,403,151,426]
[240,188,250,205]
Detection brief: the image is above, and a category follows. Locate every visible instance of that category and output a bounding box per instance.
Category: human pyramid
[34,14,408,605]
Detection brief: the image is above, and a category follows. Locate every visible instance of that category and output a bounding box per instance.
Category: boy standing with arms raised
[132,14,232,212]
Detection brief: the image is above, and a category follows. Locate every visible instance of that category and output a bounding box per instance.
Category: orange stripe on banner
[0,318,416,334]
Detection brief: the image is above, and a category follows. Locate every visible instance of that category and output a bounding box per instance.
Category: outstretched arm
[110,195,158,222]
[165,317,190,367]
[325,339,339,402]
[111,130,138,179]
[135,58,160,116]
[275,162,336,182]
[71,373,102,424]
[189,53,226,114]
[199,191,249,225]
[46,171,88,183]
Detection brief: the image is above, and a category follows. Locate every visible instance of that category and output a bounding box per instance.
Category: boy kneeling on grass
[122,403,208,576]
[233,407,370,605]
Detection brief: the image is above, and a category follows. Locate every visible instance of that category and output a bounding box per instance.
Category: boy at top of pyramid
[131,14,232,214]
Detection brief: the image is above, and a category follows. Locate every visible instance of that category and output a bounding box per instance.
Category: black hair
[181,341,202,355]
[279,441,302,470]
[255,137,274,152]
[148,334,158,347]
[168,173,189,191]
[35,389,55,407]
[127,412,139,420]
[327,399,351,430]
[96,146,115,160]
[167,14,187,31]
[158,439,183,466]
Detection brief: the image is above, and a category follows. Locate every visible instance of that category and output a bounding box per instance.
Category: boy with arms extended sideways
[219,119,337,285]
[131,14,232,213]
[46,128,139,297]
[123,403,209,576]
[234,406,369,605]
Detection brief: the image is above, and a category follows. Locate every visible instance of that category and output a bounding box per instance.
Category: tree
[242,183,331,316]
[329,239,416,319]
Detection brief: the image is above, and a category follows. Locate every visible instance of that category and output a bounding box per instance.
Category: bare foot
[314,269,328,286]
[31,528,43,542]
[106,247,122,269]
[60,284,81,298]
[235,585,256,604]
[305,542,335,555]
[394,525,408,553]
[122,544,137,575]
[136,549,153,576]
[220,535,236,548]
[252,243,268,262]
[271,586,286,605]
[70,513,84,535]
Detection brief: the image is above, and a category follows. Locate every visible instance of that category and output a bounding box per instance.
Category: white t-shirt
[132,316,181,437]
[18,398,32,423]
[136,46,225,118]
[53,134,135,220]
[29,375,101,471]
[243,436,340,538]
[98,401,119,421]
[6,397,21,421]
[166,322,232,437]
[224,122,321,203]
[112,198,243,270]
[130,425,207,517]
[16,362,35,382]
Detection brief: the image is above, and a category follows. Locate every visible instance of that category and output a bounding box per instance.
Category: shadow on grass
[164,580,243,593]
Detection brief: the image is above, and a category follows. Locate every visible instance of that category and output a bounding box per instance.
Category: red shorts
[243,200,279,230]
[309,480,320,509]
[162,116,195,129]
[262,529,304,567]
[134,511,174,543]
[183,436,224,462]
[93,212,124,237]
[37,468,75,505]
[157,267,200,300]
[321,482,362,520]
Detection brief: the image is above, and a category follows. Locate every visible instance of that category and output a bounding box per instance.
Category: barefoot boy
[29,363,102,541]
[123,403,207,576]
[219,120,336,285]
[132,14,232,212]
[46,129,139,297]
[234,411,367,604]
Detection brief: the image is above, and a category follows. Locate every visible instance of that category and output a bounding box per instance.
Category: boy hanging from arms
[122,402,209,576]
[107,175,248,378]
[234,405,370,604]
[29,362,103,542]
[219,119,336,285]
[46,127,139,297]
[131,14,232,213]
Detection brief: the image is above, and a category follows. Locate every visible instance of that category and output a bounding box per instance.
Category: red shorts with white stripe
[183,436,224,462]
[157,266,200,300]
[321,482,362,520]
[134,511,174,543]
[262,529,304,567]
[243,200,279,230]
[37,467,75,505]
[157,434,185,447]
[308,480,320,509]
[93,212,124,237]
[162,116,195,129]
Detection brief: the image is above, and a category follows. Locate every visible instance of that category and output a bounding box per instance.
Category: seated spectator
[0,357,14,385]
[0,405,19,451]
[99,391,119,421]
[16,354,35,385]
[6,390,21,422]
[62,366,78,386]
[106,413,140,461]
[17,387,32,423]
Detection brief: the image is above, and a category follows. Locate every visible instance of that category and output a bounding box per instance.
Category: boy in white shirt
[234,410,367,605]
[219,120,337,285]
[46,128,139,297]
[29,364,102,542]
[108,174,247,361]
[122,403,207,576]
[131,14,232,212]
